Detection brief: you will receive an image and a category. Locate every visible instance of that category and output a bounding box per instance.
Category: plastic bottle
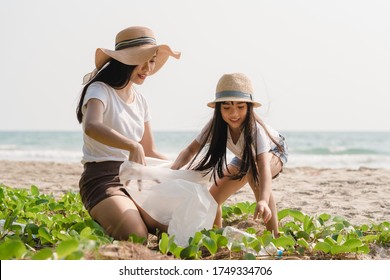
[258,242,283,257]
[222,226,258,254]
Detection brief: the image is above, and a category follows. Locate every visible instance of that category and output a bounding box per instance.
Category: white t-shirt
[196,121,281,159]
[81,82,151,164]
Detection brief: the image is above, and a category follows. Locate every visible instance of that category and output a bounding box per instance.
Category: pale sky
[1,0,389,132]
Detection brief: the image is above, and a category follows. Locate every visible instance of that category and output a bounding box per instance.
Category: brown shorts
[79,161,130,212]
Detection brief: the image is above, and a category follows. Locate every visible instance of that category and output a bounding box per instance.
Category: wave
[291,147,382,155]
[0,149,82,163]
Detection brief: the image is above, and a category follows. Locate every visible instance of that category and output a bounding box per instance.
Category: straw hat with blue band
[83,26,181,84]
[207,73,262,108]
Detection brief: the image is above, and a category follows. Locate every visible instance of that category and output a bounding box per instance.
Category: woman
[171,73,288,237]
[76,26,180,240]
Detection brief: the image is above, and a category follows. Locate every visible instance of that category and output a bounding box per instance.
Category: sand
[1,160,389,226]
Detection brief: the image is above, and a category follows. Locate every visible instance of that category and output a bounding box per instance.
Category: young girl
[76,26,180,241]
[171,73,288,237]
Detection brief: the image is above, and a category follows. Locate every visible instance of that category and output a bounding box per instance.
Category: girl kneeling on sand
[171,73,288,237]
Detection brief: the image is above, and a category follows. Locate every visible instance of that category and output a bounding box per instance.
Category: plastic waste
[0,219,26,232]
[222,226,258,255]
[119,158,218,247]
[222,226,283,257]
[258,242,283,257]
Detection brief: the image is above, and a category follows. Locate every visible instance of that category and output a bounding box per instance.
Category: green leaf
[159,232,169,254]
[35,198,49,206]
[246,227,256,235]
[357,245,370,254]
[273,236,295,248]
[333,216,347,223]
[64,250,84,260]
[0,187,4,200]
[80,227,92,238]
[243,253,256,260]
[324,236,337,246]
[30,185,40,196]
[128,233,146,244]
[217,235,228,247]
[172,246,184,259]
[233,207,242,215]
[247,238,261,253]
[278,209,291,220]
[180,245,200,259]
[330,245,350,254]
[318,213,331,222]
[290,210,305,223]
[359,224,369,231]
[303,215,315,233]
[336,233,345,245]
[362,235,378,242]
[32,248,53,260]
[297,238,310,248]
[189,231,203,246]
[259,233,273,246]
[38,227,54,244]
[343,239,363,250]
[56,239,80,259]
[24,223,39,235]
[0,239,26,259]
[202,235,218,255]
[314,242,331,254]
[296,231,310,240]
[284,221,301,232]
[334,223,345,231]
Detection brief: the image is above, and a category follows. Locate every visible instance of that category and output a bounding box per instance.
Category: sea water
[0,130,389,169]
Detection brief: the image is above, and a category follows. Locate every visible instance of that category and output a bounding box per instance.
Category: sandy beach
[1,160,389,226]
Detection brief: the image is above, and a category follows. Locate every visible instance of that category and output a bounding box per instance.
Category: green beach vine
[0,184,389,260]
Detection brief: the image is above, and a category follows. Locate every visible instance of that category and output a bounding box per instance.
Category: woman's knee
[90,196,149,241]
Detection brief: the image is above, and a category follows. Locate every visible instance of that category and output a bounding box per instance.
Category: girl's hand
[128,143,146,165]
[254,200,272,224]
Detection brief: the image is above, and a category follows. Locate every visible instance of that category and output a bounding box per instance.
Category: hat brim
[95,44,180,75]
[207,98,261,108]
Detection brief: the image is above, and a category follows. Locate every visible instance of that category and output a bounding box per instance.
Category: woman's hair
[189,102,284,185]
[76,59,136,123]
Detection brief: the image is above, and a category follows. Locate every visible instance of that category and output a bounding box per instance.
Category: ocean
[0,131,389,170]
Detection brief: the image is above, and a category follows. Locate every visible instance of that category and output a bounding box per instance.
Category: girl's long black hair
[76,59,136,123]
[188,102,284,185]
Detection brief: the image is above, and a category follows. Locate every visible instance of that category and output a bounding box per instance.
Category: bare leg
[209,164,247,228]
[90,196,168,241]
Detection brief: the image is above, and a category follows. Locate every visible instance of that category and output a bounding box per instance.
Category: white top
[196,121,281,159]
[81,82,151,164]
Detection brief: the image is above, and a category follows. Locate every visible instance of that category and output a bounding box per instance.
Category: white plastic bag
[119,158,217,246]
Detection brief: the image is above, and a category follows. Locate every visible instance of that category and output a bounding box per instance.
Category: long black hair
[76,59,136,123]
[188,102,284,185]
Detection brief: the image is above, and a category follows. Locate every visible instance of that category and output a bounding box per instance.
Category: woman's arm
[170,139,201,170]
[139,121,168,160]
[84,98,146,164]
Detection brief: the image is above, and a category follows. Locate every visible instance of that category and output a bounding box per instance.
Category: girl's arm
[170,139,201,170]
[84,98,146,164]
[253,152,274,223]
[139,121,168,160]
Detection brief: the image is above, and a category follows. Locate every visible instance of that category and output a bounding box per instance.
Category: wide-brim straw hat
[83,26,181,84]
[207,73,261,108]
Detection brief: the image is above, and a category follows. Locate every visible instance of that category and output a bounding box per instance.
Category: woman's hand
[129,142,146,165]
[254,200,272,224]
